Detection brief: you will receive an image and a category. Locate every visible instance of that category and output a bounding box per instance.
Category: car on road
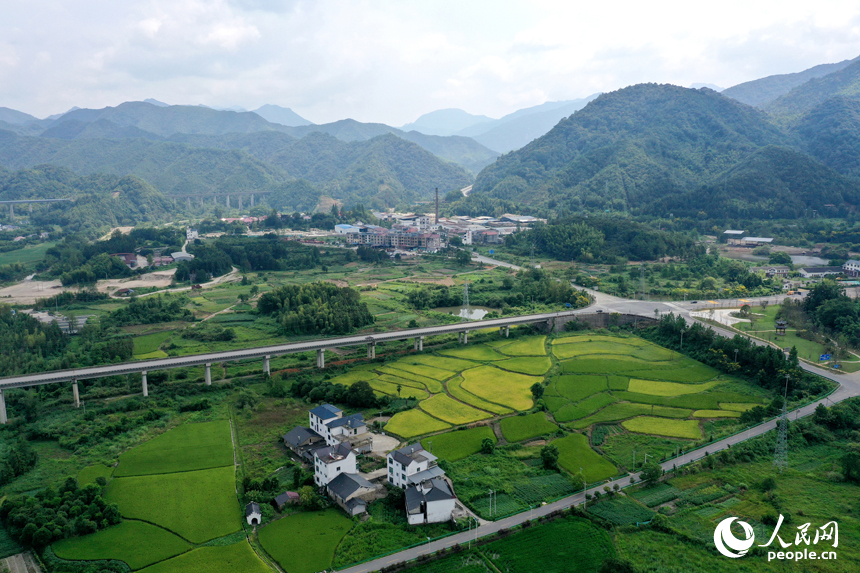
[596,309,604,313]
[691,301,698,304]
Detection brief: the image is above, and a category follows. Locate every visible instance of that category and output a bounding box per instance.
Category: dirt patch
[0,279,65,304]
[326,279,349,288]
[98,268,177,293]
[397,276,456,286]
[524,439,547,447]
[98,226,135,240]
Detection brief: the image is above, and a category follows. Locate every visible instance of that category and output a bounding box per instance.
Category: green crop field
[53,520,190,570]
[135,350,169,359]
[439,345,506,361]
[376,374,428,392]
[624,364,718,383]
[258,510,353,573]
[651,406,694,418]
[500,413,558,442]
[409,354,479,372]
[629,483,682,507]
[105,466,240,543]
[138,542,269,573]
[460,366,536,411]
[498,335,546,356]
[399,552,488,573]
[570,403,655,429]
[387,361,455,381]
[133,331,173,356]
[622,417,702,439]
[114,421,233,476]
[420,394,491,424]
[552,341,641,360]
[328,370,375,386]
[551,375,607,402]
[371,379,430,400]
[421,426,496,461]
[627,379,719,396]
[719,402,759,412]
[554,393,617,423]
[693,409,741,418]
[0,241,55,266]
[561,357,672,374]
[553,334,649,346]
[482,516,613,573]
[377,366,444,392]
[77,463,113,484]
[385,409,451,438]
[447,376,513,415]
[587,496,655,525]
[496,356,552,375]
[553,434,617,482]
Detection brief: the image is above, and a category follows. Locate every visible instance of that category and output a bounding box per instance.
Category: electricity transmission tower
[773,374,789,472]
[462,280,470,322]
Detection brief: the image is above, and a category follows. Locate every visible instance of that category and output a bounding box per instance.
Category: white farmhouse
[405,479,456,525]
[313,443,356,487]
[309,404,372,453]
[387,444,445,489]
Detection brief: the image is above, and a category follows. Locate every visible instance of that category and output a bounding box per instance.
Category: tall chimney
[435,187,439,224]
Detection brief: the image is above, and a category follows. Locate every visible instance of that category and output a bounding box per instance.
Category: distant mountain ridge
[252,104,314,127]
[401,109,493,136]
[765,59,860,120]
[722,56,860,107]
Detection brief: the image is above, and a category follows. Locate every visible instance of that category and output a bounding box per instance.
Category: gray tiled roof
[245,502,261,517]
[315,443,353,464]
[327,413,365,429]
[283,426,322,447]
[310,404,342,419]
[327,472,374,500]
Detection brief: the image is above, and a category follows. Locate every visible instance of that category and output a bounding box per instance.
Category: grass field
[622,417,702,440]
[114,421,233,476]
[258,510,353,573]
[439,345,506,361]
[500,413,558,442]
[447,376,513,415]
[496,356,552,375]
[420,394,492,424]
[138,542,269,573]
[460,366,536,411]
[421,426,496,461]
[133,331,173,356]
[551,375,607,402]
[53,520,190,570]
[0,241,55,267]
[553,434,617,482]
[385,409,452,438]
[106,466,240,543]
[77,463,113,484]
[482,516,613,573]
[498,336,547,356]
[627,379,719,396]
[693,410,741,418]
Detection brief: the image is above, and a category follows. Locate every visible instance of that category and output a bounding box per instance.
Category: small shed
[273,491,300,510]
[245,502,262,526]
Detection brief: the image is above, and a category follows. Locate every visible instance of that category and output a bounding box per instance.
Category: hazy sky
[3,0,860,125]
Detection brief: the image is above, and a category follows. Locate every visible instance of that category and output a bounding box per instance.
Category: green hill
[0,165,178,234]
[765,59,860,121]
[722,56,859,107]
[470,84,789,213]
[792,96,860,177]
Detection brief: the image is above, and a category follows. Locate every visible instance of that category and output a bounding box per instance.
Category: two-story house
[405,479,456,525]
[387,444,445,489]
[313,443,356,487]
[843,260,860,277]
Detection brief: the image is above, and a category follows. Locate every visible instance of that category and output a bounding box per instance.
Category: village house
[313,443,356,487]
[387,443,445,489]
[843,260,860,277]
[405,479,456,525]
[326,472,379,516]
[308,404,372,453]
[282,426,326,462]
[749,265,790,278]
[245,502,262,526]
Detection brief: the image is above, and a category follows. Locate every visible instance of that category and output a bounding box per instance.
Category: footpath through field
[336,305,860,573]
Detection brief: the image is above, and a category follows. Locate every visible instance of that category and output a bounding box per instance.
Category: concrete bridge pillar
[186,197,191,209]
[28,203,32,213]
[367,343,376,359]
[200,196,204,207]
[8,204,12,220]
[0,389,6,424]
[264,355,270,376]
[463,331,468,344]
[142,371,148,397]
[226,195,231,209]
[250,194,255,207]
[205,363,212,386]
[238,195,243,211]
[419,336,424,351]
[505,326,510,338]
[72,381,80,408]
[547,318,554,333]
[317,349,325,369]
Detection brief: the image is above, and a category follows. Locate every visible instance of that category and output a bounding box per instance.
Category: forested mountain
[401,109,493,136]
[468,84,795,215]
[0,130,287,196]
[40,119,165,141]
[0,165,177,234]
[0,107,39,126]
[649,146,860,219]
[765,59,860,120]
[792,96,860,177]
[722,56,859,107]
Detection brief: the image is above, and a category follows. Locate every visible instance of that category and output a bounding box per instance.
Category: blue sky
[3,0,860,124]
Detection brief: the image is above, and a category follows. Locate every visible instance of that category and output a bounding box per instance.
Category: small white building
[405,479,456,525]
[387,444,445,489]
[309,404,342,432]
[843,260,860,277]
[798,267,843,278]
[186,228,199,241]
[314,443,356,487]
[245,502,262,526]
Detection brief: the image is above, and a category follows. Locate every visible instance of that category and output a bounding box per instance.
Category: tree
[769,251,792,265]
[531,382,545,400]
[841,443,860,482]
[599,558,637,573]
[640,461,663,484]
[449,236,463,247]
[250,285,259,297]
[540,445,559,470]
[455,249,471,265]
[761,300,769,312]
[481,438,495,454]
[292,466,303,489]
[396,384,402,397]
[238,293,249,303]
[298,485,323,510]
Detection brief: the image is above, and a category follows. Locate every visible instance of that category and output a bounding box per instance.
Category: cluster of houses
[276,404,457,526]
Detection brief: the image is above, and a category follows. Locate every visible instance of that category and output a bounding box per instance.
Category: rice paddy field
[114,421,234,476]
[258,510,354,573]
[500,413,558,442]
[53,521,191,570]
[421,426,496,461]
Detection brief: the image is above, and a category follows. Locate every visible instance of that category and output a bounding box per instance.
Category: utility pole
[773,373,790,472]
